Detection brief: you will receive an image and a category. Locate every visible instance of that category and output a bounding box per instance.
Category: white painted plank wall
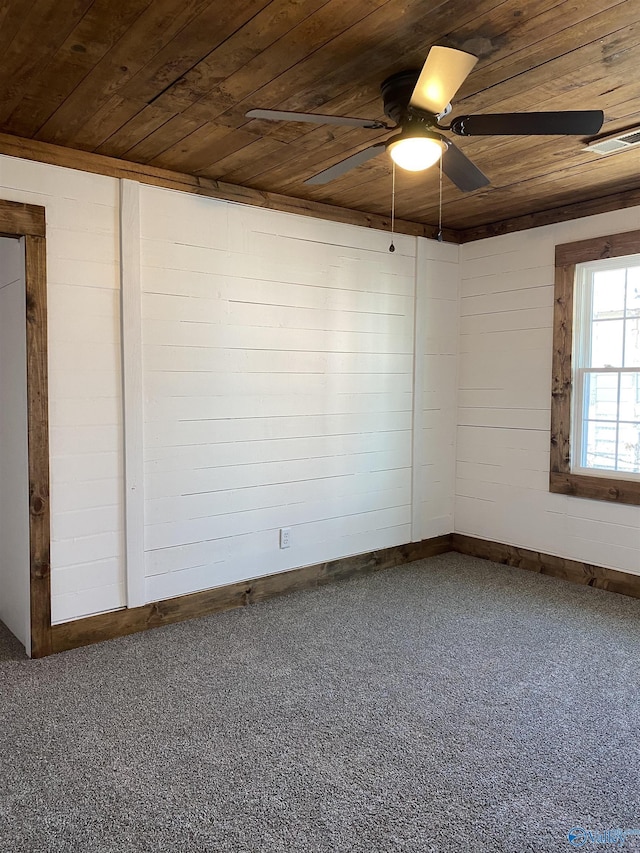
[0,155,125,622]
[457,206,640,574]
[6,150,638,628]
[0,153,457,625]
[139,187,424,600]
[412,238,458,541]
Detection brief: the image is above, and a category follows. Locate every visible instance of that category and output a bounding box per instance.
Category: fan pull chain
[437,154,443,242]
[389,161,396,253]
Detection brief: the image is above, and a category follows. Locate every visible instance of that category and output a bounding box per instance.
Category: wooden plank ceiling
[1,0,639,237]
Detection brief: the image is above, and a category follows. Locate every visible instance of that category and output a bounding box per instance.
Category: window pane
[627,266,640,317]
[591,319,623,367]
[586,372,618,420]
[619,372,640,421]
[617,422,640,473]
[624,317,640,367]
[592,268,625,319]
[571,255,640,482]
[584,420,617,470]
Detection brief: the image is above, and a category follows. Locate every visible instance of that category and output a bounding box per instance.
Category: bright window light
[572,255,640,478]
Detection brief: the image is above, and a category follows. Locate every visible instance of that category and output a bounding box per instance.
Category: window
[573,255,640,476]
[550,229,640,506]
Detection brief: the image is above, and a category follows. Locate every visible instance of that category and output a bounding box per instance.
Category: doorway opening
[0,235,29,651]
[0,200,50,658]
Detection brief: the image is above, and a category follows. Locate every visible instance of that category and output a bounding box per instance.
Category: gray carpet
[1,553,639,853]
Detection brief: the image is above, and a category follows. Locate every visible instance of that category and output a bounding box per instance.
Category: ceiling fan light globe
[387,135,445,171]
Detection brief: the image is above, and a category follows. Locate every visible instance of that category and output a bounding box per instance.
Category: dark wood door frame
[0,199,51,658]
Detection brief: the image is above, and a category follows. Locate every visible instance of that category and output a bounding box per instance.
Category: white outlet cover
[279,527,291,549]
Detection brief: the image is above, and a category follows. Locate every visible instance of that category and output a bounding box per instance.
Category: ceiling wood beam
[2,129,638,245]
[0,131,457,241]
[458,186,640,242]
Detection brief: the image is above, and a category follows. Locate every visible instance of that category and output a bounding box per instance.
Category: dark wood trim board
[0,199,52,658]
[458,190,640,243]
[452,534,640,600]
[36,530,640,656]
[24,233,52,657]
[549,470,640,505]
[51,535,453,654]
[2,133,639,245]
[555,228,640,267]
[0,200,45,238]
[0,132,457,243]
[550,229,640,506]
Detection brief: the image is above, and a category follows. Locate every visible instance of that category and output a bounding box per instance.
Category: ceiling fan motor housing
[382,70,431,125]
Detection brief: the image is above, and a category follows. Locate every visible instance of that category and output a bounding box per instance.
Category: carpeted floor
[1,552,639,853]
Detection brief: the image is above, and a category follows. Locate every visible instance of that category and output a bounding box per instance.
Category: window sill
[549,471,640,505]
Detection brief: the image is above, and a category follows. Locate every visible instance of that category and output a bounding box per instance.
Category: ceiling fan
[246,46,604,192]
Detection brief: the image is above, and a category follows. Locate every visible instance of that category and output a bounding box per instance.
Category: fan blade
[442,142,490,192]
[305,144,387,185]
[450,111,604,136]
[245,108,389,130]
[409,46,477,115]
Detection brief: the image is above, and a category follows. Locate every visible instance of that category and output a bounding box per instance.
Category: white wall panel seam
[120,179,146,607]
[411,238,425,541]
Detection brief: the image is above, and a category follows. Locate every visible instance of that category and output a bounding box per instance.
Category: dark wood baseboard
[45,531,640,656]
[50,534,452,655]
[452,533,640,600]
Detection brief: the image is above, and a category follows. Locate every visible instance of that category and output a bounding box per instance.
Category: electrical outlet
[279,527,291,549]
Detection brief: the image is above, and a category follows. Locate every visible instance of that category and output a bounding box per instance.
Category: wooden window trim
[0,199,51,656]
[550,228,640,506]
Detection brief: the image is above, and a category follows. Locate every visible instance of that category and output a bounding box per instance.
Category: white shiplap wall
[0,155,458,628]
[412,238,459,541]
[5,151,638,627]
[0,155,125,623]
[139,186,457,601]
[457,206,640,574]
